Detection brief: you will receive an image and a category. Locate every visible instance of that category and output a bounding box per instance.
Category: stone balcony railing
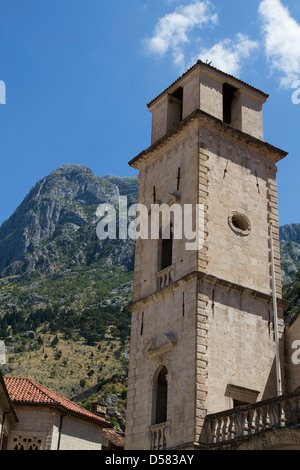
[156,266,173,290]
[204,390,300,449]
[149,422,168,450]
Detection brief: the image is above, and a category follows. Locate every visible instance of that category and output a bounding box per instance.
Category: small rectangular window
[159,224,173,271]
[233,399,249,408]
[223,83,238,124]
[161,237,173,271]
[167,87,183,132]
[227,384,259,409]
[171,87,183,121]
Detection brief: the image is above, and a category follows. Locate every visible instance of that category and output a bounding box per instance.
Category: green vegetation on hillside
[283,267,300,319]
[0,303,130,346]
[0,262,133,430]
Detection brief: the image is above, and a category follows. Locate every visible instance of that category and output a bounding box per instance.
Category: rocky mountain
[280,224,300,286]
[0,164,137,278]
[0,164,138,430]
[280,224,300,320]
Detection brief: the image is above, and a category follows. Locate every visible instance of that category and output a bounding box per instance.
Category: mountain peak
[0,166,137,277]
[49,164,93,177]
[29,164,105,204]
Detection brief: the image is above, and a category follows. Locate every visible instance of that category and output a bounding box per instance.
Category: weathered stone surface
[125,63,288,451]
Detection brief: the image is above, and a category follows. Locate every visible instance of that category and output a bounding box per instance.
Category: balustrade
[204,390,300,447]
[149,423,167,450]
[156,266,173,290]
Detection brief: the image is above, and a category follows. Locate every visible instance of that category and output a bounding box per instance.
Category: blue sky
[0,0,300,227]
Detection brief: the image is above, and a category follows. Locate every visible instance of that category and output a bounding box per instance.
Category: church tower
[125,61,288,450]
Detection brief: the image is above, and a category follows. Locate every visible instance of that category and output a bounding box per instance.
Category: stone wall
[131,119,199,303]
[198,279,283,415]
[55,413,102,450]
[125,277,199,450]
[7,406,103,450]
[197,116,282,296]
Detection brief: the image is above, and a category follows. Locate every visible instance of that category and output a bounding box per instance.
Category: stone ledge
[127,270,289,312]
[129,109,288,170]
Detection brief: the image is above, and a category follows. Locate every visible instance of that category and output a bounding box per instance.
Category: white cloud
[194,34,259,76]
[144,1,218,70]
[259,0,300,87]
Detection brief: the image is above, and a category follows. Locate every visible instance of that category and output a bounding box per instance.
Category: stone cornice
[128,109,288,170]
[127,270,289,312]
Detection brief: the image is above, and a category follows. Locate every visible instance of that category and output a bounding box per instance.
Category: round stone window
[228,212,251,236]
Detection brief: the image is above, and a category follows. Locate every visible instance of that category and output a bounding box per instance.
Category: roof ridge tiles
[3,376,110,426]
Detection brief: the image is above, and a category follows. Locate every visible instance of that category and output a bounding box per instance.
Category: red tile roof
[103,428,125,450]
[0,373,18,422]
[4,377,110,427]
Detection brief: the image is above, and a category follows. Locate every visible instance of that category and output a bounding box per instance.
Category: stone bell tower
[124,61,288,450]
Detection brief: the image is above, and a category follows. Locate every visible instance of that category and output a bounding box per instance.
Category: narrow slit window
[223,83,238,124]
[171,87,183,122]
[160,224,173,271]
[167,87,183,132]
[177,167,181,191]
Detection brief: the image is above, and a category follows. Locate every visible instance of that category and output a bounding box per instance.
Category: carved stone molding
[237,428,300,450]
[143,333,177,359]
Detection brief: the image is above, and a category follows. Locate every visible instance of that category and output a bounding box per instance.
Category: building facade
[125,61,300,450]
[1,376,110,450]
[0,374,18,450]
